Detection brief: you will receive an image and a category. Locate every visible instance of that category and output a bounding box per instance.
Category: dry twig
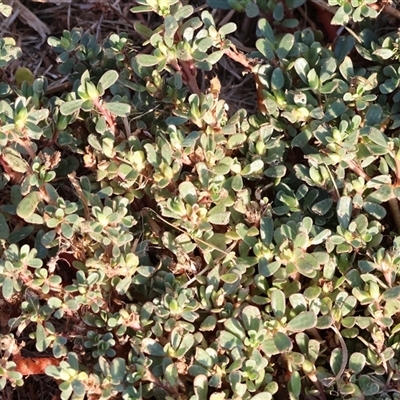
[3,0,50,39]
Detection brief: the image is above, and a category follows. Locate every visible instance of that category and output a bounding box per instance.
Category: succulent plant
[2,0,400,399]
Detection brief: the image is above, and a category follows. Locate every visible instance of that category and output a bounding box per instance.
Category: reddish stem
[347,160,371,182]
[180,60,201,96]
[15,136,36,160]
[225,48,252,70]
[390,156,400,231]
[0,156,24,183]
[93,98,116,134]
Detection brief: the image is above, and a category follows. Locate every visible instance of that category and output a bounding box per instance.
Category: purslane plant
[1,0,400,399]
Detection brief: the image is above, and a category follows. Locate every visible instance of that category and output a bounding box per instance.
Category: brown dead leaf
[209,76,221,99]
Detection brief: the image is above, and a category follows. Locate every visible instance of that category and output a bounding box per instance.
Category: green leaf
[164,15,179,42]
[349,352,365,374]
[260,217,274,245]
[320,80,339,94]
[294,58,309,84]
[251,393,273,400]
[45,364,60,378]
[331,5,350,25]
[36,323,50,352]
[218,22,237,36]
[227,133,246,148]
[16,191,42,220]
[200,315,217,331]
[363,201,386,219]
[288,371,301,398]
[231,175,243,191]
[60,99,84,115]
[317,315,334,329]
[311,229,331,245]
[0,213,9,239]
[292,130,312,148]
[179,181,197,205]
[197,37,213,53]
[72,380,86,397]
[260,339,279,355]
[287,311,317,332]
[0,4,12,17]
[337,196,352,229]
[296,253,318,278]
[2,148,29,173]
[245,2,259,18]
[311,198,333,216]
[176,334,195,357]
[276,33,294,60]
[98,357,110,377]
[257,18,275,43]
[207,0,231,9]
[242,305,261,332]
[2,276,13,300]
[271,68,285,90]
[365,104,383,126]
[382,286,400,300]
[134,22,153,39]
[98,70,119,93]
[273,332,292,352]
[9,226,35,244]
[130,5,152,13]
[339,56,354,81]
[136,54,160,67]
[207,211,230,225]
[141,338,166,357]
[194,348,214,369]
[281,19,299,28]
[373,48,394,59]
[206,50,224,64]
[259,258,280,277]
[324,99,346,121]
[218,331,244,350]
[330,348,343,375]
[224,318,246,340]
[25,213,44,225]
[221,273,239,284]
[265,164,286,178]
[364,127,388,147]
[110,358,126,384]
[380,78,398,94]
[193,375,208,400]
[83,78,99,99]
[307,68,319,90]
[103,102,131,116]
[241,160,264,176]
[174,5,194,21]
[271,289,285,319]
[273,1,284,20]
[256,39,275,60]
[320,57,337,83]
[335,36,355,64]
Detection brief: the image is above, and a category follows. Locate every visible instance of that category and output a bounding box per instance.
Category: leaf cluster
[1,1,400,400]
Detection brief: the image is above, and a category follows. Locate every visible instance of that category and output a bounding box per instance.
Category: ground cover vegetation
[2,0,400,399]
